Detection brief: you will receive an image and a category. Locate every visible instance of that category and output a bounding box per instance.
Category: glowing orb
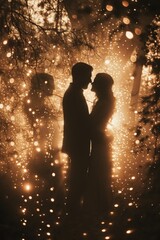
[6,52,12,58]
[24,183,32,192]
[122,1,129,7]
[135,28,142,35]
[104,59,110,65]
[130,55,137,63]
[125,31,134,39]
[3,40,7,45]
[106,5,113,11]
[126,229,134,234]
[0,104,4,109]
[123,17,130,25]
[9,78,14,83]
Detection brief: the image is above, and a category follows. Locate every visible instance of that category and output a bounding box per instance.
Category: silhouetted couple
[62,62,115,219]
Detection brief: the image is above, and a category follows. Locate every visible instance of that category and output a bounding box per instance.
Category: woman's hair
[92,73,114,92]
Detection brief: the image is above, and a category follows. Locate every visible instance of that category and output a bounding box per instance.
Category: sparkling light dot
[114,203,119,208]
[135,27,142,35]
[122,1,129,7]
[83,232,87,236]
[126,229,133,234]
[36,147,41,152]
[34,141,39,146]
[10,141,15,146]
[106,5,113,11]
[0,103,4,109]
[126,31,134,39]
[123,17,130,25]
[105,59,110,65]
[3,40,8,45]
[24,183,32,192]
[9,78,15,83]
[6,52,12,57]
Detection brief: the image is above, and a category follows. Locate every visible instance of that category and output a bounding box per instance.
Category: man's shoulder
[63,87,76,107]
[63,85,83,99]
[63,86,74,99]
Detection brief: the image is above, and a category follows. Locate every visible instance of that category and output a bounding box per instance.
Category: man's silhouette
[62,62,93,216]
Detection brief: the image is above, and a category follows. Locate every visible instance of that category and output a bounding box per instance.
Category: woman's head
[92,73,114,97]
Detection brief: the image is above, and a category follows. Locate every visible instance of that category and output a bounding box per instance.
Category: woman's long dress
[85,94,115,216]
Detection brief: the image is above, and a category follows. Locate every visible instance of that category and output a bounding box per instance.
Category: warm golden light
[34,141,39,146]
[106,5,114,11]
[104,59,111,65]
[114,203,119,208]
[6,52,12,57]
[72,14,77,19]
[135,27,142,35]
[9,78,15,83]
[126,31,134,39]
[3,40,7,45]
[23,183,32,192]
[122,1,129,7]
[130,55,137,63]
[83,232,87,236]
[123,17,130,25]
[126,229,134,234]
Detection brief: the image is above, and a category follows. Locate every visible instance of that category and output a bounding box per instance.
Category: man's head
[72,62,93,89]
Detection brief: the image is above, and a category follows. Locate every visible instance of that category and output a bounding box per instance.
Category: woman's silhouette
[85,73,115,217]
